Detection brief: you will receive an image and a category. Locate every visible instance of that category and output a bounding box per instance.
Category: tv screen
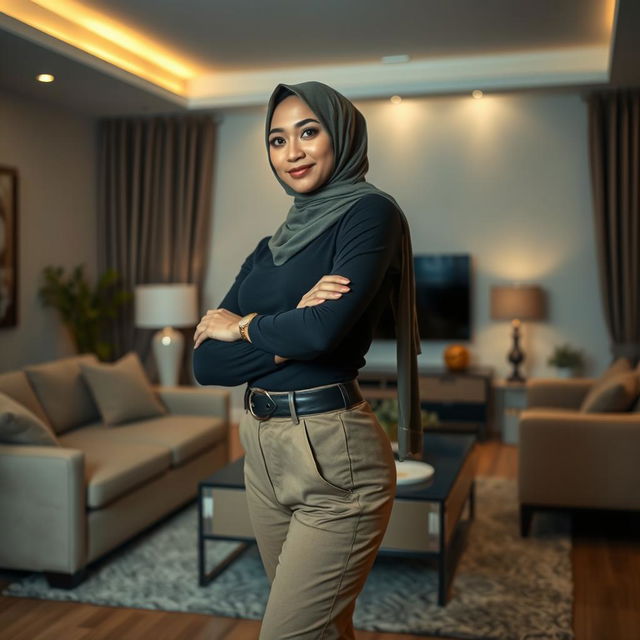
[373,254,472,341]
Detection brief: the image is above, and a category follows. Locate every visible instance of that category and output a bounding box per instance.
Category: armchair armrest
[0,444,86,573]
[518,410,640,510]
[154,385,230,422]
[526,378,596,410]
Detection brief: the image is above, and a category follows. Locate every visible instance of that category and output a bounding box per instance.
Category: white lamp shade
[135,283,198,329]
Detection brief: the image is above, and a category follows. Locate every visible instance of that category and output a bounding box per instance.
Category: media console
[358,364,494,440]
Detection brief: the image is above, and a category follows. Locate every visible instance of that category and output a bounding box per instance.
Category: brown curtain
[97,115,216,382]
[587,89,640,365]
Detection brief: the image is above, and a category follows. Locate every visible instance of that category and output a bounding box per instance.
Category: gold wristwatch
[238,312,258,342]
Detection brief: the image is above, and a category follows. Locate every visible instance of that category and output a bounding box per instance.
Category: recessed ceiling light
[36,73,55,83]
[472,89,484,99]
[390,95,402,104]
[381,54,410,64]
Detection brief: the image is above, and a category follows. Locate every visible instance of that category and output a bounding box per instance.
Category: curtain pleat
[587,88,640,364]
[97,115,216,382]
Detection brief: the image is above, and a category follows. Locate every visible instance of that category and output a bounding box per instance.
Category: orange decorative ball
[443,344,470,371]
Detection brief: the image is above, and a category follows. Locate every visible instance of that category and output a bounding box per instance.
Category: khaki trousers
[238,393,397,640]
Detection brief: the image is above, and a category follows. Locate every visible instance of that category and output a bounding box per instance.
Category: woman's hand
[296,275,350,308]
[193,308,242,349]
[273,275,348,364]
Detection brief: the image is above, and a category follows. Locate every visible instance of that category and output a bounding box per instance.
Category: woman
[193,80,422,640]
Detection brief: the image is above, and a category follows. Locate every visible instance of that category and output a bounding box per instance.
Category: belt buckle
[248,387,277,420]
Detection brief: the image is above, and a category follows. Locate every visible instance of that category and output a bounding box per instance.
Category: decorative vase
[556,366,574,378]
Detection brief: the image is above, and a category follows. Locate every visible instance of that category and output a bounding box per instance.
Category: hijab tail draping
[394,215,424,462]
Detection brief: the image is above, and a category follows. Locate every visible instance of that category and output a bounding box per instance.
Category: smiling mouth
[287,164,314,178]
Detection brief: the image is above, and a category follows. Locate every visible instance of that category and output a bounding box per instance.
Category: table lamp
[135,283,198,386]
[490,284,546,383]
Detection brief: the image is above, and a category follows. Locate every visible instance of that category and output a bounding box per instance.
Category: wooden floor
[1,427,639,640]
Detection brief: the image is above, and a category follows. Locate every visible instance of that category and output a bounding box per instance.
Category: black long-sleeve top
[192,193,402,391]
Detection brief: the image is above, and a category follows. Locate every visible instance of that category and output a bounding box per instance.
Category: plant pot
[556,366,575,378]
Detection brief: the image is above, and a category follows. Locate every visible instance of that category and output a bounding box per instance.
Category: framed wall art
[0,165,18,328]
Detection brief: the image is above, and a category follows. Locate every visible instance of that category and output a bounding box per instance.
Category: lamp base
[152,327,183,386]
[506,319,526,383]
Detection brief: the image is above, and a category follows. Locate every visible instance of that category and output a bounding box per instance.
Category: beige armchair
[518,376,640,536]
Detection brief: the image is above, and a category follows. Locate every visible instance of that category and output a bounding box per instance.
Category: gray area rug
[3,476,573,640]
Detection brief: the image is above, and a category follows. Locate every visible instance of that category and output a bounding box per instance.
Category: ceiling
[77,0,614,72]
[0,0,637,117]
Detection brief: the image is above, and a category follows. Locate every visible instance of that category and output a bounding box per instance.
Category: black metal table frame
[379,478,476,605]
[197,484,256,587]
[197,471,475,606]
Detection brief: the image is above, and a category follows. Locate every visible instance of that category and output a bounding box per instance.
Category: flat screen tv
[372,254,472,341]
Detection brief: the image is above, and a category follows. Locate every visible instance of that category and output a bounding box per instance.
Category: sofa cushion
[79,352,167,426]
[0,392,60,446]
[24,354,100,434]
[0,370,52,427]
[580,371,639,413]
[79,414,226,466]
[58,427,171,508]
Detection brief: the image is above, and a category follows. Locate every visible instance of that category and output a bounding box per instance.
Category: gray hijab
[265,81,423,462]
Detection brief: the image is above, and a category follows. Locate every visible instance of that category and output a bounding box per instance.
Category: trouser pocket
[301,413,354,496]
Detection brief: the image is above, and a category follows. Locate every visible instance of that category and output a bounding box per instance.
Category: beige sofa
[0,353,230,588]
[518,363,640,536]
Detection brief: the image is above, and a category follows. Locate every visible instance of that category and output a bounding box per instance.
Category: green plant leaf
[38,263,131,361]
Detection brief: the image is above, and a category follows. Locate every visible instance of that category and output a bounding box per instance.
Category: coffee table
[198,432,476,605]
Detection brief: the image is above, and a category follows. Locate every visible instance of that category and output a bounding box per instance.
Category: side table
[492,380,528,444]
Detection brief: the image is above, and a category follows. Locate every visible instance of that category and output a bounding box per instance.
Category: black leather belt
[244,379,364,424]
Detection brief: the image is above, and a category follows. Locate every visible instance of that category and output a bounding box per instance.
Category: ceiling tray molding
[0,0,189,103]
[188,45,610,108]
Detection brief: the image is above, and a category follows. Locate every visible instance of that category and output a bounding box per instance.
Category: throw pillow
[0,391,60,446]
[0,370,52,427]
[580,371,640,413]
[602,356,633,378]
[24,353,101,434]
[79,351,168,426]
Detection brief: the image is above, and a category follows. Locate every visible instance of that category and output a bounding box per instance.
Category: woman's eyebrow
[269,118,320,135]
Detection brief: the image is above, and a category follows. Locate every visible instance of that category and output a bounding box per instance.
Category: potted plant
[39,264,132,361]
[371,397,399,442]
[370,397,439,443]
[547,342,585,378]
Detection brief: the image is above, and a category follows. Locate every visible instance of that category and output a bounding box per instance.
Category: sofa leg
[44,568,88,589]
[520,504,534,537]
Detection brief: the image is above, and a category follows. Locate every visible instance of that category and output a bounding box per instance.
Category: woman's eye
[269,137,285,147]
[301,127,318,138]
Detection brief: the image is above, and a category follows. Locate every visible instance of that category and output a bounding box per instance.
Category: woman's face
[268,95,334,194]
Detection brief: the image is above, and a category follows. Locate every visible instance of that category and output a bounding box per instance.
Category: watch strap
[239,312,258,341]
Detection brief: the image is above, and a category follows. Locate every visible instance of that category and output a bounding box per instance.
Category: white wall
[0,89,97,371]
[203,91,610,416]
